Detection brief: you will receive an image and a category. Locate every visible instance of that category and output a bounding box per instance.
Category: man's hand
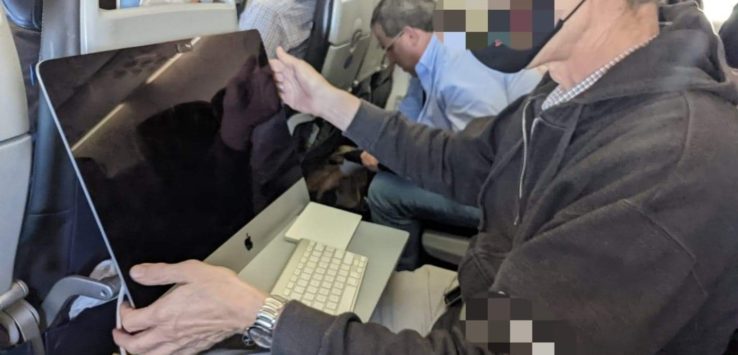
[270,47,360,131]
[112,260,267,355]
[220,57,281,151]
[361,151,380,172]
[269,47,331,116]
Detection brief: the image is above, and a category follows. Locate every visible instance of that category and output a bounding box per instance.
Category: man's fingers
[113,328,171,355]
[120,303,158,333]
[269,58,286,74]
[130,261,199,286]
[149,342,186,355]
[276,46,298,66]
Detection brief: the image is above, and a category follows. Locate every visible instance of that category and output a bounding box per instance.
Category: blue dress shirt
[398,35,542,132]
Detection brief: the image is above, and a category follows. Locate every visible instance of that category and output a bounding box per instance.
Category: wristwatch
[243,295,288,349]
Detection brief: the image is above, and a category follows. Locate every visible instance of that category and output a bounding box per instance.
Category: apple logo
[244,234,254,251]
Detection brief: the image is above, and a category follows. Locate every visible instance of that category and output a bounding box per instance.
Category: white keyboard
[271,239,368,315]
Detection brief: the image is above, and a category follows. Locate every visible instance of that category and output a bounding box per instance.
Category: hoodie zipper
[514,99,535,226]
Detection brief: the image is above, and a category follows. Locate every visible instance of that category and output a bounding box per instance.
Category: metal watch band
[243,295,288,349]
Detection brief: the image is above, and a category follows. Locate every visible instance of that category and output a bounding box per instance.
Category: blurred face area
[373,24,428,75]
[527,0,589,68]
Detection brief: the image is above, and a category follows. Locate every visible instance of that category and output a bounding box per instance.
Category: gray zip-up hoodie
[272,3,738,354]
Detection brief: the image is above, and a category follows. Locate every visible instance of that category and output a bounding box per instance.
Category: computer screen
[38,30,302,307]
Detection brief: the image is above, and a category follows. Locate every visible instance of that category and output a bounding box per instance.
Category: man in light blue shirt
[362,0,542,270]
[395,35,541,131]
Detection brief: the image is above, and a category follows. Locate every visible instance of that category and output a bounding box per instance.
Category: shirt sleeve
[437,80,508,132]
[272,301,492,355]
[719,4,738,68]
[397,77,424,121]
[238,1,285,58]
[344,101,496,206]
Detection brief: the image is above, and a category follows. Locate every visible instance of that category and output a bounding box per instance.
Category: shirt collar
[541,36,657,111]
[414,35,443,93]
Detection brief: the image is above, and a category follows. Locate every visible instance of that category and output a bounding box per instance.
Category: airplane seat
[0,2,38,353]
[421,223,474,267]
[352,9,395,109]
[303,0,373,91]
[80,0,238,54]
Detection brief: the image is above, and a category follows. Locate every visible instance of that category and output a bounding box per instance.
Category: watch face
[248,326,273,349]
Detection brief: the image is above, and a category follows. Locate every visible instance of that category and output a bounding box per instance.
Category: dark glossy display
[39,30,301,307]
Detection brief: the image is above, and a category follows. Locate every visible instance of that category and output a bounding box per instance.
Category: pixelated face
[433,0,574,52]
[461,292,577,354]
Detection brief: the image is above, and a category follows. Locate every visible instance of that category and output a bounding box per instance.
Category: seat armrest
[422,230,471,266]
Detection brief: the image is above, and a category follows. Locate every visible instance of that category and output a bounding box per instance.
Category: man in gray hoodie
[114,1,738,354]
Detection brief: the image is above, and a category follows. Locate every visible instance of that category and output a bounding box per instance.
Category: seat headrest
[2,0,42,31]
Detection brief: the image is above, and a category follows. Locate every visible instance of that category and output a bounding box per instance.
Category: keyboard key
[310,280,320,287]
[307,261,317,268]
[318,262,328,268]
[327,269,337,276]
[327,302,337,310]
[331,288,342,296]
[339,286,357,312]
[294,286,305,294]
[287,282,294,289]
[314,274,324,281]
[307,286,318,294]
[338,270,348,277]
[350,272,361,279]
[319,288,330,296]
[290,275,298,282]
[316,244,325,251]
[313,302,325,310]
[309,256,319,262]
[336,276,346,283]
[340,265,350,271]
[282,290,291,298]
[335,282,344,290]
[317,295,327,302]
[328,264,339,271]
[316,267,326,274]
[322,281,332,289]
[297,280,308,287]
[304,293,315,301]
[335,250,345,259]
[300,273,310,281]
[304,268,314,274]
[344,253,354,264]
[347,278,359,286]
[325,276,335,283]
[328,295,340,303]
[326,246,335,253]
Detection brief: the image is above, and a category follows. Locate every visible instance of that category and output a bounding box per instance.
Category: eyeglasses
[381,30,405,65]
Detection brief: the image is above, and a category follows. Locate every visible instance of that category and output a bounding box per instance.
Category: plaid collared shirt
[541,36,657,111]
[239,0,316,59]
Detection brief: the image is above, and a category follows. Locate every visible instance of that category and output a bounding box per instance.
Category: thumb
[129,261,198,286]
[276,47,301,68]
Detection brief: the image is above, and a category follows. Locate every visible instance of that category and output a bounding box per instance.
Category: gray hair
[371,0,436,37]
